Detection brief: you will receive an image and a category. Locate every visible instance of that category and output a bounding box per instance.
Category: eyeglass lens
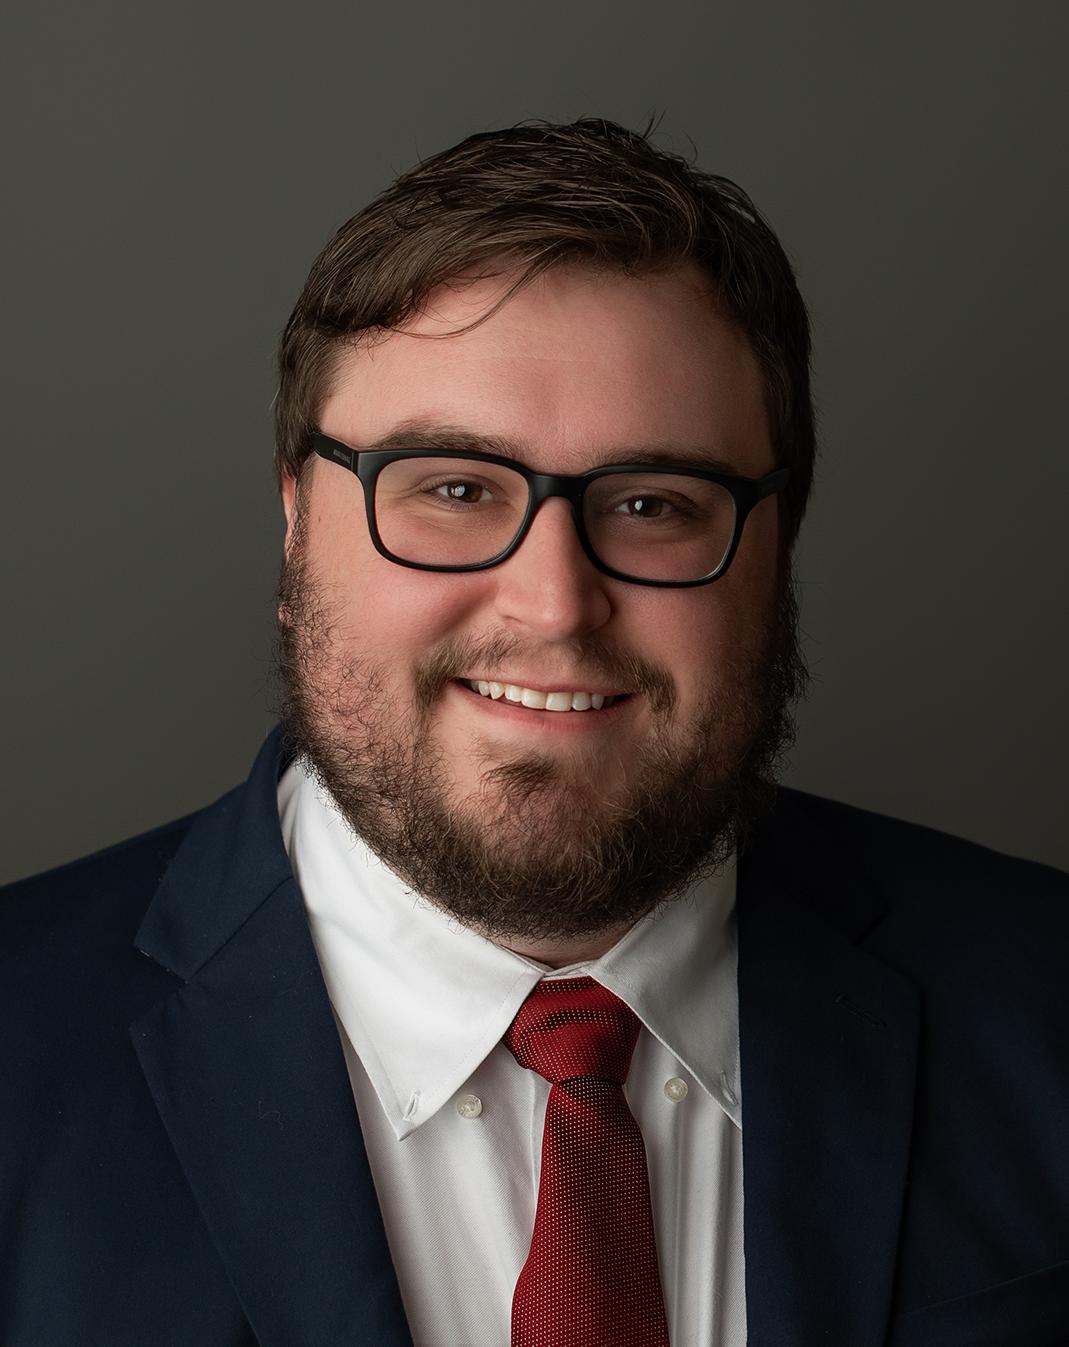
[373,455,737,582]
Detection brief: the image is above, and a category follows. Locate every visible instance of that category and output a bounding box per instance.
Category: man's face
[275,261,806,957]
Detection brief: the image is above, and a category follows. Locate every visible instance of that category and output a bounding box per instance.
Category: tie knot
[502,976,641,1086]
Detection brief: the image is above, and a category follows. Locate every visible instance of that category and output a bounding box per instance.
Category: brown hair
[274,116,816,551]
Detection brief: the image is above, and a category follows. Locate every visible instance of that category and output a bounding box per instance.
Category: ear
[278,472,300,626]
[280,471,301,561]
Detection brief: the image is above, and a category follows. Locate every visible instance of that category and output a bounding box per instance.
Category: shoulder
[0,808,210,1026]
[0,809,223,1158]
[772,784,1069,1001]
[775,783,1067,903]
[1,810,200,943]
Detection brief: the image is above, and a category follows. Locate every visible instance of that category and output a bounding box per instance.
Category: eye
[425,479,494,506]
[612,494,685,519]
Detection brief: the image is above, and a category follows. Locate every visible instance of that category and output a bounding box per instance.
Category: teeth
[466,680,616,711]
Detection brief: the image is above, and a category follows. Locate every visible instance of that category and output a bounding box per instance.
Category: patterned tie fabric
[502,976,671,1347]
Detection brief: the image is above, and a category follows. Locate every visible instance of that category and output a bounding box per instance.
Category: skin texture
[274,261,808,968]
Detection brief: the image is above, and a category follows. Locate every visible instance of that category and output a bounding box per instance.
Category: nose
[491,496,613,640]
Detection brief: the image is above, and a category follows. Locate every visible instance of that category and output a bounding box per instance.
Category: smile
[462,679,623,711]
[450,680,634,729]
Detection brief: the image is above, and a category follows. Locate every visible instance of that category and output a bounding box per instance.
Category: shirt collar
[279,755,740,1140]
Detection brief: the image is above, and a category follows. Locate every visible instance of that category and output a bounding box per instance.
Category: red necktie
[502,976,671,1347]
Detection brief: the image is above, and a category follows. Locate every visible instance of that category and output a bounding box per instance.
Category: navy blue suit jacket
[3,723,1068,1346]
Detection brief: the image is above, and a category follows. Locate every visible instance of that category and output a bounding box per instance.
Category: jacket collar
[131,722,920,1347]
[133,724,299,979]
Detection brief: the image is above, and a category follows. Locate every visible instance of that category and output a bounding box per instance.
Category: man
[2,118,1067,1347]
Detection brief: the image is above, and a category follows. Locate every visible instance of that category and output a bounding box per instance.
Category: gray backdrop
[4,0,1067,883]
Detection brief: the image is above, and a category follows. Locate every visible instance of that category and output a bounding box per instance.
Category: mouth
[449,678,635,728]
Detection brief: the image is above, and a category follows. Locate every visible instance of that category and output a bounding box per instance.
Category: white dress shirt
[278,754,746,1347]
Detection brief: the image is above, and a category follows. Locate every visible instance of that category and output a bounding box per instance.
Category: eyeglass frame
[310,429,791,589]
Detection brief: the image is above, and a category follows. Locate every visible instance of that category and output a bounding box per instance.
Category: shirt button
[456,1093,483,1119]
[664,1077,689,1102]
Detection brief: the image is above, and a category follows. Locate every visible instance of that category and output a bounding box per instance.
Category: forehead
[320,261,772,476]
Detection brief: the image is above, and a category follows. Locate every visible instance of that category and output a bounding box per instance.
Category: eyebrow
[366,417,744,475]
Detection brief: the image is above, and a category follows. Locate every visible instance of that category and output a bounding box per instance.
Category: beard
[270,493,809,947]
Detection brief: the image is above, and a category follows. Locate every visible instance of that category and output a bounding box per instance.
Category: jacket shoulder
[0,807,207,976]
[775,783,1067,897]
[772,785,1069,1000]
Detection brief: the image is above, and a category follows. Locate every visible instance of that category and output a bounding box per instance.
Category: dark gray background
[4,0,1067,884]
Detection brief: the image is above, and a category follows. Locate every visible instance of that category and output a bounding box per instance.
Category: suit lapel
[737,792,922,1347]
[129,726,412,1347]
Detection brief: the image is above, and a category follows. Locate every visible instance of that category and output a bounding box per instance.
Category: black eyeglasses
[311,430,790,589]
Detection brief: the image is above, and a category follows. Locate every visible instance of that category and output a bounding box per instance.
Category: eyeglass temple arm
[753,467,791,501]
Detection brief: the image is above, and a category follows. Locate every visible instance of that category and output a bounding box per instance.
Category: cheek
[657,606,726,706]
[312,494,415,629]
[333,539,480,668]
[656,568,778,708]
